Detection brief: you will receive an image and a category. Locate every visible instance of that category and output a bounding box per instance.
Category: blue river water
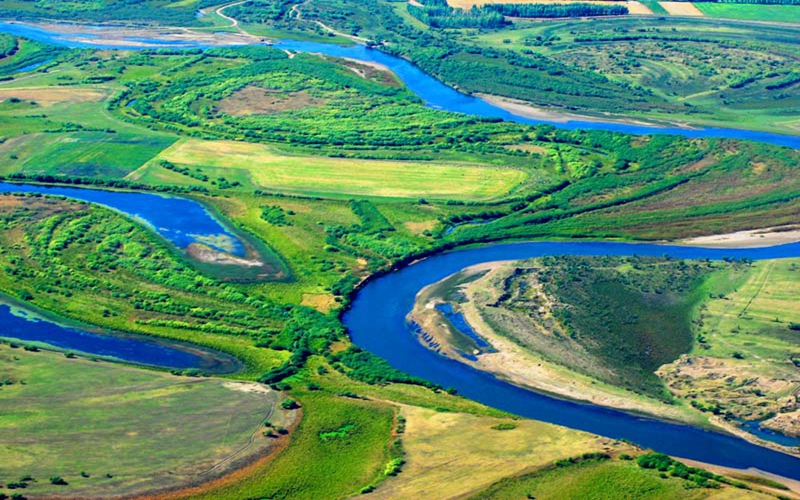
[0,182,245,256]
[343,241,800,480]
[435,303,490,351]
[0,21,798,148]
[0,303,237,371]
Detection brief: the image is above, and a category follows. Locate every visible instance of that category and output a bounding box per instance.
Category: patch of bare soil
[325,56,400,87]
[660,355,800,428]
[187,243,264,268]
[762,408,800,438]
[217,86,327,116]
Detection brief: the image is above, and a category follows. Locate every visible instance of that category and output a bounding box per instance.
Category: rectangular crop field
[0,132,176,178]
[659,2,704,15]
[692,3,800,22]
[448,0,652,13]
[142,139,527,201]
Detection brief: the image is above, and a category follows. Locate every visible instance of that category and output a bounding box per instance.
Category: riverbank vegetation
[237,0,800,134]
[0,27,799,499]
[0,0,221,26]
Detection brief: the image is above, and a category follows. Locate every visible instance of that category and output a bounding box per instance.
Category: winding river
[2,20,800,480]
[344,241,800,480]
[0,21,799,148]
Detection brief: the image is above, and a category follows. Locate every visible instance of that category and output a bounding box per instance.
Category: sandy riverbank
[677,225,800,248]
[187,243,265,267]
[479,93,695,129]
[11,20,261,47]
[677,457,800,497]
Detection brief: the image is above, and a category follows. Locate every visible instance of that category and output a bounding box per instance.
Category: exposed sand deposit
[678,225,800,248]
[480,93,692,129]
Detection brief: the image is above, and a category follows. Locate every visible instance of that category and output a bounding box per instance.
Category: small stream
[0,303,241,373]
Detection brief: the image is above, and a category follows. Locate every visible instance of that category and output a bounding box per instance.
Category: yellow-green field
[700,259,800,363]
[0,346,294,498]
[132,139,527,201]
[373,405,628,499]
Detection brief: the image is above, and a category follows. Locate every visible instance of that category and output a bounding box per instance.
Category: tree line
[484,3,629,18]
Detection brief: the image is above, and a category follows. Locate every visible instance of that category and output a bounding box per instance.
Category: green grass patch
[693,3,800,22]
[0,132,175,178]
[469,453,757,499]
[186,391,396,500]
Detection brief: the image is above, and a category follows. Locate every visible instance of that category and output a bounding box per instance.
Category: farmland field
[0,346,293,499]
[692,3,800,23]
[0,132,175,179]
[447,0,653,14]
[135,139,527,201]
[659,2,704,16]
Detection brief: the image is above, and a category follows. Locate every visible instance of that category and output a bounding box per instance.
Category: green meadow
[0,346,292,499]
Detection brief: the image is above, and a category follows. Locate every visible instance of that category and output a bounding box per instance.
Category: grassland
[374,405,633,499]
[660,259,800,439]
[0,0,222,26]
[0,345,293,499]
[134,138,527,201]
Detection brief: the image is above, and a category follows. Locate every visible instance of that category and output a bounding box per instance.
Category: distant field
[660,258,800,433]
[139,139,527,201]
[659,2,704,15]
[0,346,293,498]
[0,87,105,107]
[447,0,652,13]
[693,3,800,22]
